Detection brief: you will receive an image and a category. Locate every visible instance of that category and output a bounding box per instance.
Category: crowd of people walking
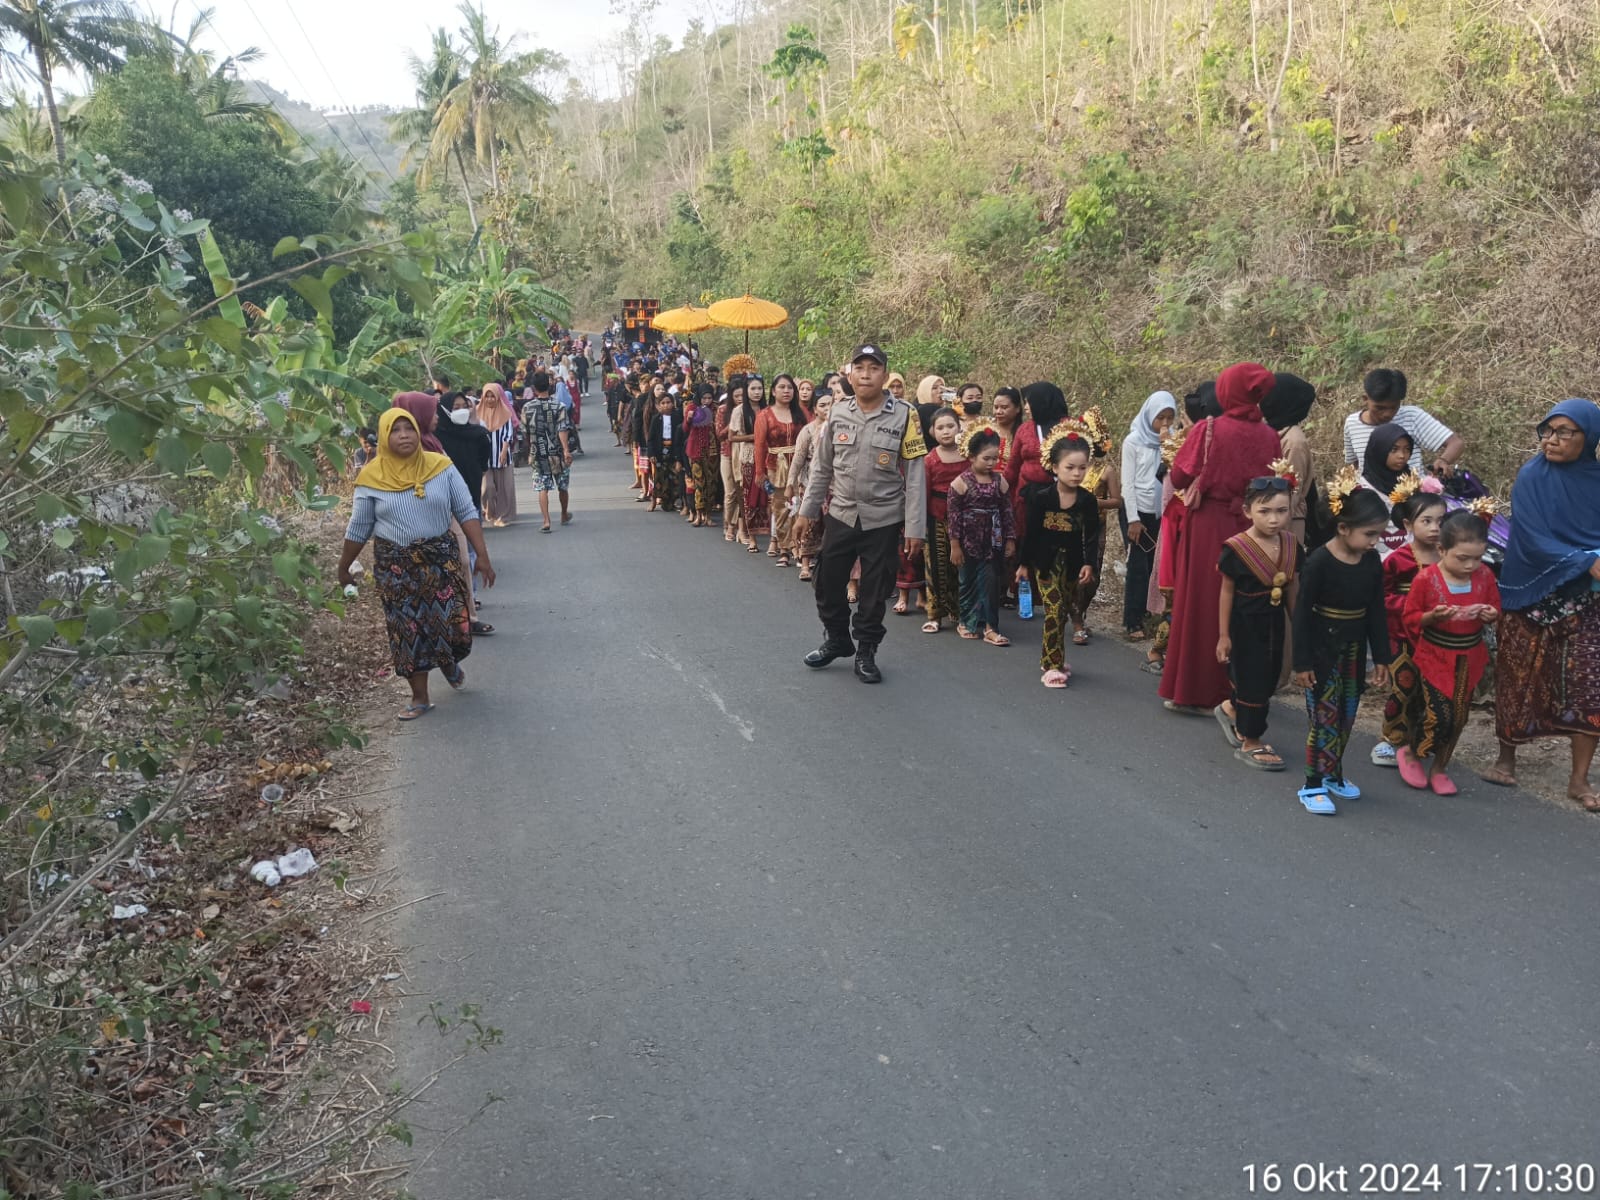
[332,324,1600,818]
[597,339,1600,819]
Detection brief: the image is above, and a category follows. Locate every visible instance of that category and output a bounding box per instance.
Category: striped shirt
[1343,406,1454,475]
[345,467,478,545]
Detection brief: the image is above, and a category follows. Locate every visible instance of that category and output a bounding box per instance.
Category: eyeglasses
[1246,476,1292,493]
[1536,423,1583,443]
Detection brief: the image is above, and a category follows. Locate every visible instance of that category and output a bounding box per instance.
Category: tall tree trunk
[35,47,66,168]
[1267,0,1294,153]
[453,144,480,233]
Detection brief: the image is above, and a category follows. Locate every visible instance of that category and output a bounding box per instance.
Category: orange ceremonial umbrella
[708,292,789,352]
[651,304,715,335]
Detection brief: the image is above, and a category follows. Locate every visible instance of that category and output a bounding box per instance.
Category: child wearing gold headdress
[1373,476,1447,769]
[1017,426,1101,687]
[1290,468,1393,814]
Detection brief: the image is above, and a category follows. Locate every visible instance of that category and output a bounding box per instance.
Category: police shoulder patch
[899,408,928,460]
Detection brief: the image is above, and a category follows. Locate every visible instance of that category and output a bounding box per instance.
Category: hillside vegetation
[538,0,1600,487]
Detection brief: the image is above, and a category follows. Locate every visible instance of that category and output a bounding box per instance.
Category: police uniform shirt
[799,395,928,539]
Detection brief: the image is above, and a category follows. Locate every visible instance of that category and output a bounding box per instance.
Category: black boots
[804,633,855,669]
[853,643,881,684]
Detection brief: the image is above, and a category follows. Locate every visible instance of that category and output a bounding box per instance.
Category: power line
[277,0,401,190]
[223,0,393,204]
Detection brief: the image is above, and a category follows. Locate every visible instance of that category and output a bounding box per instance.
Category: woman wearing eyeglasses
[1482,400,1600,811]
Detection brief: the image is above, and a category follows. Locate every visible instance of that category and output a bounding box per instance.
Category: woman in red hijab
[1158,363,1283,714]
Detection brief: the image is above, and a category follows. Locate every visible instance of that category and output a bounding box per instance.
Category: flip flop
[1139,659,1163,675]
[982,631,1010,646]
[1041,669,1070,689]
[921,620,941,634]
[1072,630,1090,645]
[1162,700,1210,716]
[1298,786,1337,815]
[1322,776,1361,800]
[471,621,495,635]
[1429,772,1459,796]
[1236,745,1286,771]
[561,513,573,525]
[397,703,433,721]
[1213,705,1242,749]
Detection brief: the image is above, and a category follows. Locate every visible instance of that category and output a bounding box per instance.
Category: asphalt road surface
[393,438,1600,1199]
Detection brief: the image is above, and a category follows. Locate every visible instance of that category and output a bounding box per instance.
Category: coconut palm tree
[390,27,480,234]
[162,8,285,138]
[428,2,562,194]
[0,0,153,165]
[0,83,51,155]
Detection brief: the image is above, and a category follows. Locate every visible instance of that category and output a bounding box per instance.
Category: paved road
[393,441,1600,1199]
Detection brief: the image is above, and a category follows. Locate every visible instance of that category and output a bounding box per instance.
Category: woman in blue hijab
[1482,399,1600,810]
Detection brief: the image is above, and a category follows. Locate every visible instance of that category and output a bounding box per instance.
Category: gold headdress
[1324,465,1362,516]
[1268,457,1299,489]
[1466,494,1501,520]
[1080,406,1113,458]
[723,352,758,378]
[1160,425,1189,466]
[1039,419,1092,471]
[1388,472,1423,506]
[960,421,999,458]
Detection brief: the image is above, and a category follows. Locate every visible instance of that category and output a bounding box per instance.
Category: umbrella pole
[744,330,750,354]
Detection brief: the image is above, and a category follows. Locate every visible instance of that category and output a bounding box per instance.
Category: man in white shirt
[1342,368,1464,476]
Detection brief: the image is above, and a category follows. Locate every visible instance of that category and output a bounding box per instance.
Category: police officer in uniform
[793,344,927,683]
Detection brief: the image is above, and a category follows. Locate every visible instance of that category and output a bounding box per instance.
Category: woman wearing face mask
[476,383,519,527]
[956,382,985,430]
[435,393,491,518]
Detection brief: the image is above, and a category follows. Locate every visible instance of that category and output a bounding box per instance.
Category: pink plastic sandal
[1041,669,1070,689]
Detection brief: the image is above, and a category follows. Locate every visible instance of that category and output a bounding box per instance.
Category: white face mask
[448,408,472,425]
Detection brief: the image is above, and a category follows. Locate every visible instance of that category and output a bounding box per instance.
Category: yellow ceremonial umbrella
[651,303,715,335]
[707,292,789,353]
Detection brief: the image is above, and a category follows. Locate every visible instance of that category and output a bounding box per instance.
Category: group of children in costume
[1214,462,1501,815]
[621,359,1503,817]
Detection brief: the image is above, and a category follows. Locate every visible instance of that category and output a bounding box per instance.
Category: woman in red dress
[1158,363,1283,713]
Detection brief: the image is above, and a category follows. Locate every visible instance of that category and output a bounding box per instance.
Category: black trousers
[1119,509,1161,633]
[814,515,902,648]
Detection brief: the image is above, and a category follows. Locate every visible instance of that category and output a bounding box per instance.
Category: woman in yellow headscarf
[339,406,496,720]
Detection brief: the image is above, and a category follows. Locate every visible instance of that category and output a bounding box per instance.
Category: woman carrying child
[946,426,1016,645]
[1397,507,1501,795]
[1214,465,1302,771]
[1017,427,1101,688]
[1290,470,1393,814]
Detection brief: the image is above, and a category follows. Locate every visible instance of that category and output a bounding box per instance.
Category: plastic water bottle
[1017,579,1034,619]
